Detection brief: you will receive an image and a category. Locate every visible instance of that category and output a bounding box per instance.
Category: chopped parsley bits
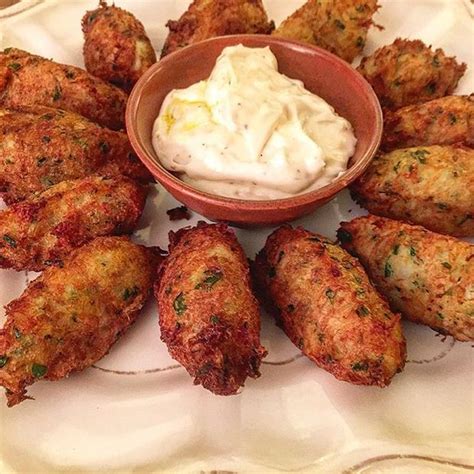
[99,141,110,154]
[441,261,452,270]
[210,315,220,325]
[0,355,9,368]
[173,292,186,315]
[13,327,22,339]
[356,36,364,48]
[3,234,17,248]
[392,244,400,255]
[409,247,416,257]
[195,270,223,290]
[384,261,393,277]
[123,286,139,301]
[356,305,369,317]
[52,85,62,101]
[410,149,429,163]
[334,19,345,29]
[449,113,457,124]
[325,289,335,300]
[352,361,369,371]
[32,363,47,378]
[8,62,21,71]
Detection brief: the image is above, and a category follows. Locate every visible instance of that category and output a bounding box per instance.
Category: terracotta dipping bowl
[126,35,382,226]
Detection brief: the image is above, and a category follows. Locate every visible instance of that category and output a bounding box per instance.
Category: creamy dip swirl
[152,45,357,200]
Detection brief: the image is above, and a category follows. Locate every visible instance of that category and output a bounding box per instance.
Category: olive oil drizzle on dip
[153,45,357,200]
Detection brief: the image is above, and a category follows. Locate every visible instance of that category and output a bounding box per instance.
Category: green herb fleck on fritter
[173,292,186,315]
[32,363,47,378]
[3,234,16,248]
[195,270,223,290]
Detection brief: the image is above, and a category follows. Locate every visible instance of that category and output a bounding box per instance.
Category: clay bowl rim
[126,34,383,212]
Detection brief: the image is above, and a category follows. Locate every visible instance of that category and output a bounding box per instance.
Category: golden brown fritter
[253,226,406,387]
[0,106,151,204]
[351,145,474,237]
[338,215,474,342]
[357,39,467,110]
[273,0,380,63]
[82,1,156,92]
[0,175,147,272]
[0,48,127,130]
[0,237,160,407]
[161,0,275,58]
[155,223,266,395]
[382,95,474,151]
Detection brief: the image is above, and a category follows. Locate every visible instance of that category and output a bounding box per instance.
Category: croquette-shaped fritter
[382,95,474,151]
[338,215,474,342]
[357,39,467,110]
[351,145,474,237]
[0,48,127,129]
[0,175,147,272]
[161,0,275,57]
[0,237,160,406]
[82,1,156,92]
[273,0,379,63]
[0,106,151,204]
[253,226,406,387]
[155,223,266,395]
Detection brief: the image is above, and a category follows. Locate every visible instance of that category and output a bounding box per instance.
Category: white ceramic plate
[0,1,473,472]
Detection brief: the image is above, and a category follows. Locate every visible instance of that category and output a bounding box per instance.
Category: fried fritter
[338,215,474,342]
[253,226,406,387]
[382,95,474,151]
[0,48,127,129]
[82,1,156,92]
[351,144,474,237]
[0,237,160,406]
[273,0,380,63]
[161,0,275,57]
[357,39,467,110]
[0,106,151,204]
[0,175,147,272]
[155,223,266,395]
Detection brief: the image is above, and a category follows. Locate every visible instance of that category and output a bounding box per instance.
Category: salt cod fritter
[161,0,275,57]
[155,223,267,395]
[382,95,474,151]
[254,226,406,387]
[0,237,160,407]
[357,39,467,110]
[82,1,156,92]
[0,106,151,204]
[351,144,474,237]
[0,48,127,129]
[274,0,380,63]
[338,215,474,342]
[0,175,147,272]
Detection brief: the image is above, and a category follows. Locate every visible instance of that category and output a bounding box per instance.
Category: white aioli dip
[152,45,357,200]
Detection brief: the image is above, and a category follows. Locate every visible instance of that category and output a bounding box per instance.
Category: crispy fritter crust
[82,1,156,92]
[382,95,474,151]
[161,0,275,57]
[0,48,127,129]
[351,145,474,237]
[155,223,266,395]
[338,215,474,341]
[0,237,160,406]
[273,0,379,63]
[0,175,147,272]
[357,39,467,110]
[0,106,151,204]
[253,226,406,387]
